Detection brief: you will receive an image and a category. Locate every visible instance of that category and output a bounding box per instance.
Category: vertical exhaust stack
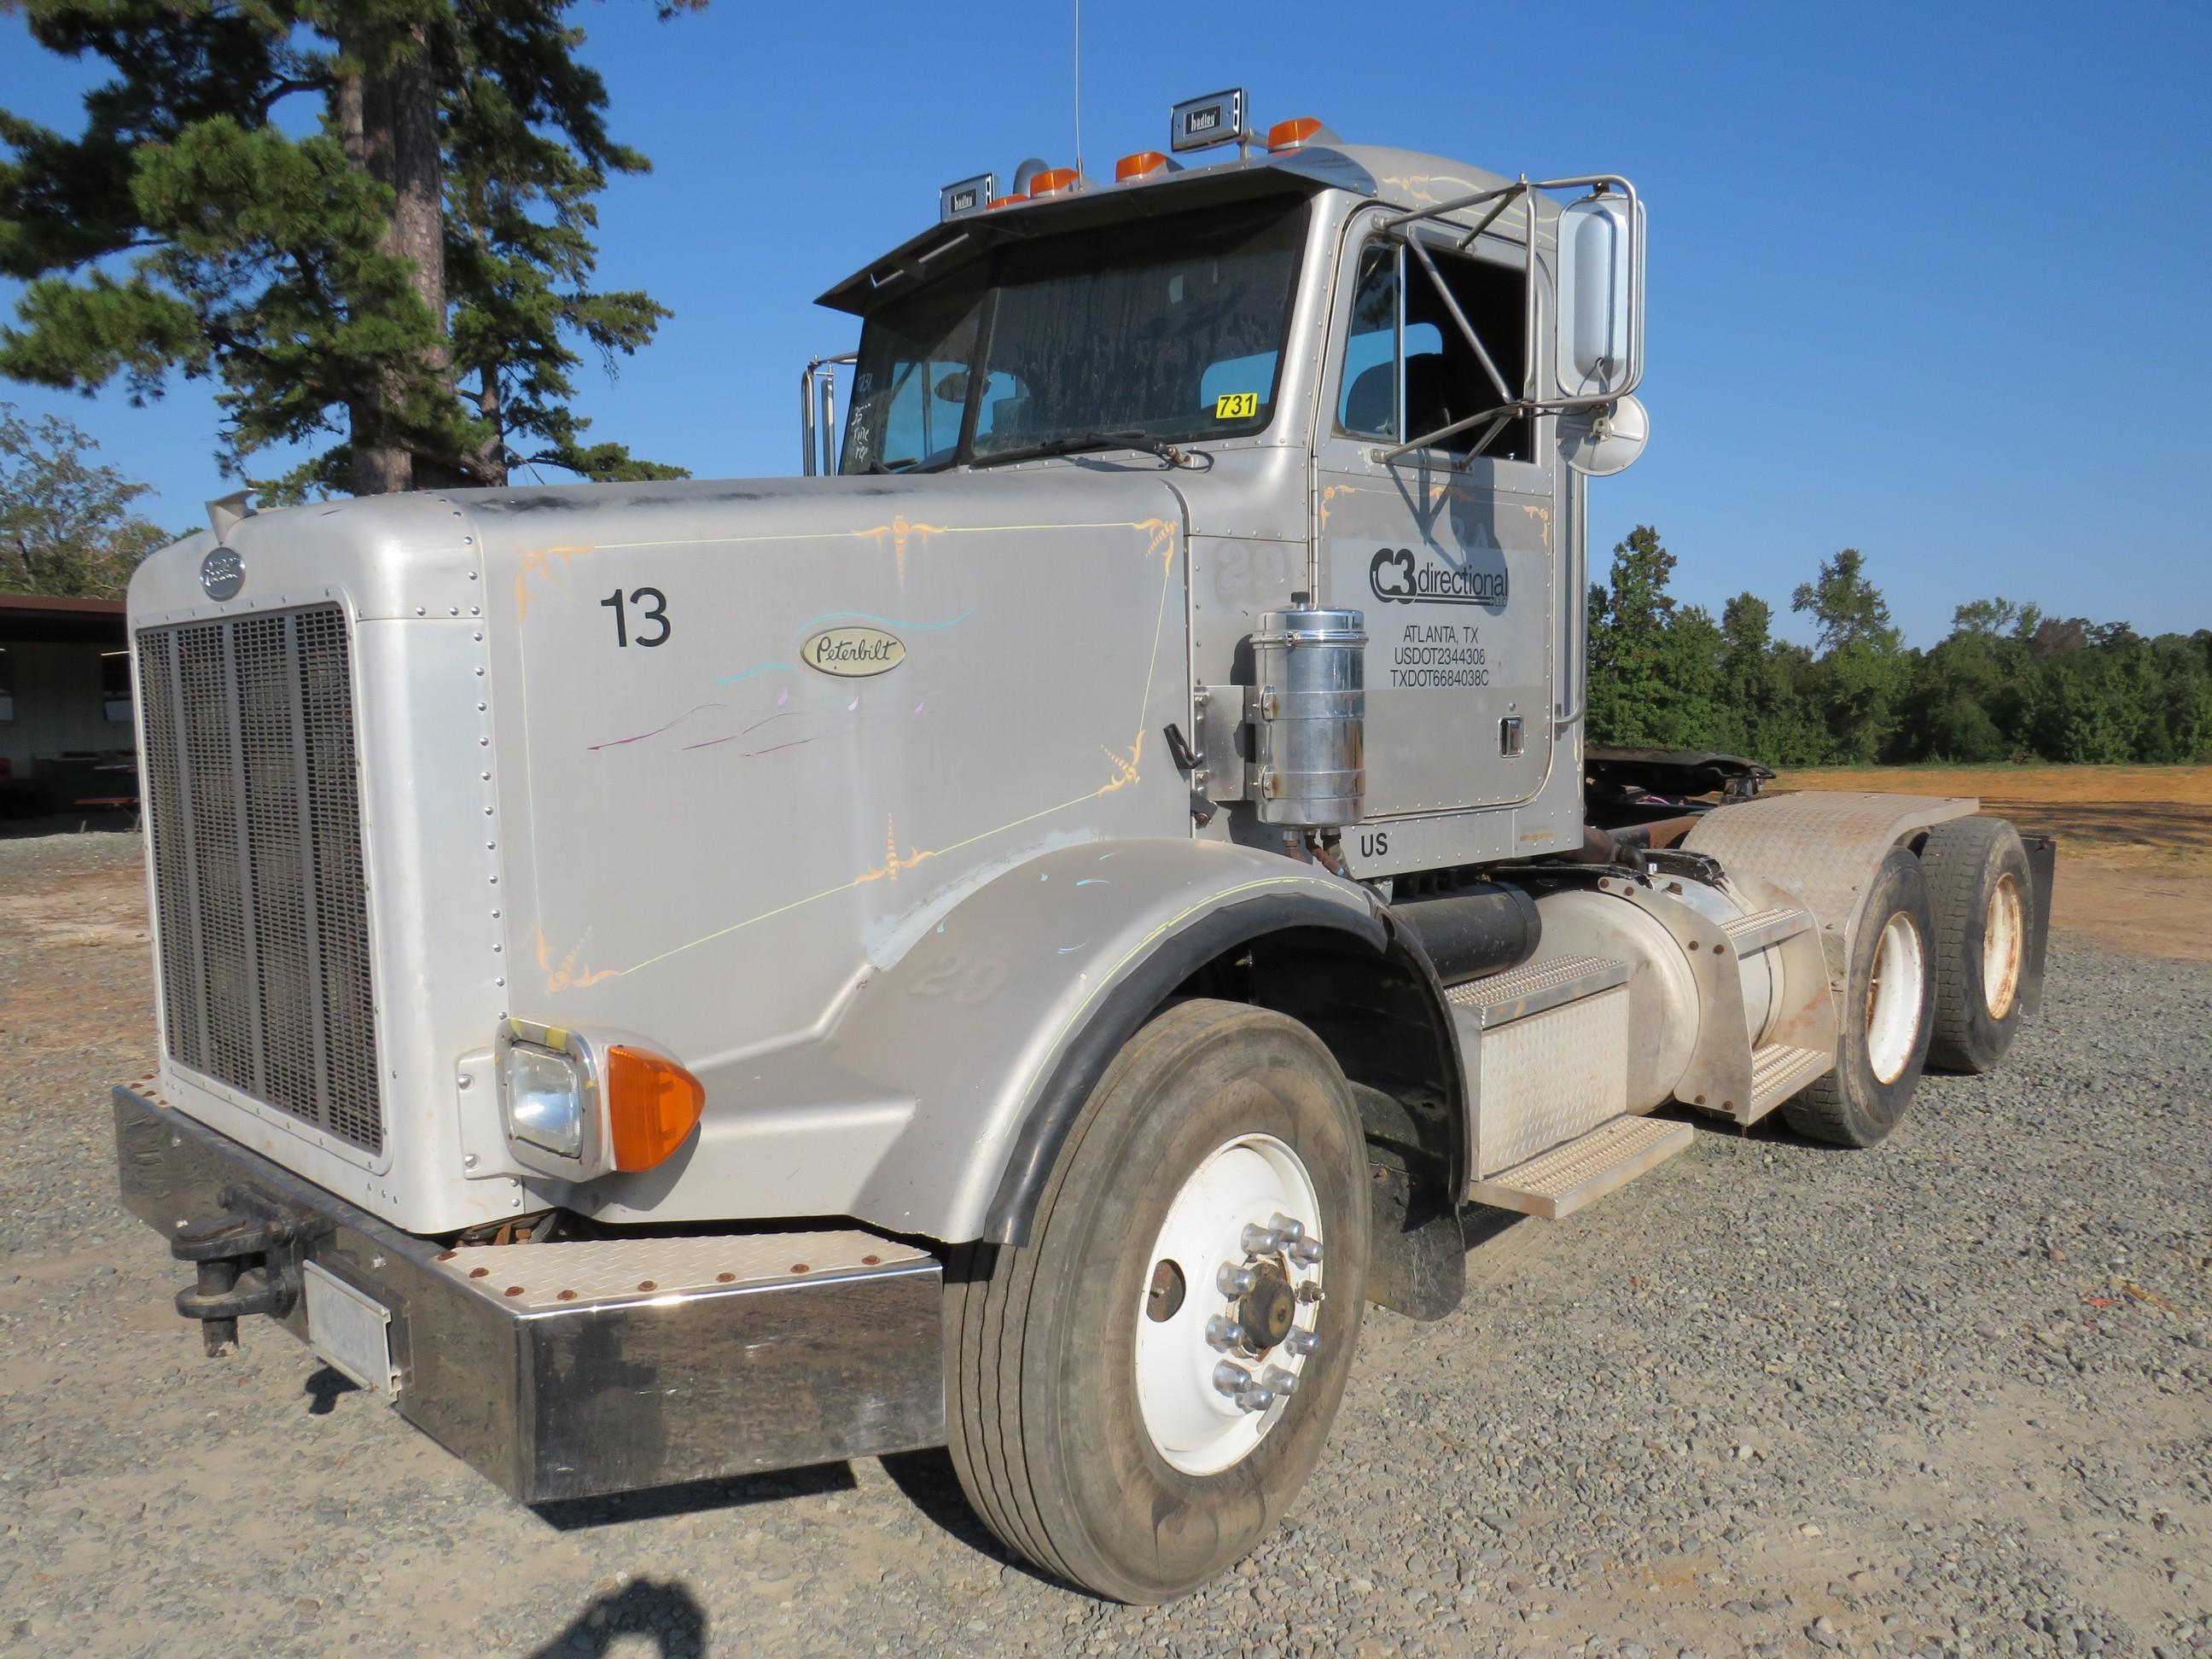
[1250,602,1366,830]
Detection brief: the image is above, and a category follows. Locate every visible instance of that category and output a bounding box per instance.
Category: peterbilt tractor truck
[112,91,2053,1603]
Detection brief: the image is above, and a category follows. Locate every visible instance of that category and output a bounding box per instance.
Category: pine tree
[1586,525,1679,747]
[0,0,697,498]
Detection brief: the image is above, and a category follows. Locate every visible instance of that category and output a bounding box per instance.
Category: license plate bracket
[303,1260,399,1397]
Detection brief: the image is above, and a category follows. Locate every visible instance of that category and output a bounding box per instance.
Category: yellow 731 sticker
[1214,392,1259,419]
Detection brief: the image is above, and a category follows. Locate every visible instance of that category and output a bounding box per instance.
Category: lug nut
[1213,1359,1254,1398]
[1286,1328,1320,1358]
[1217,1263,1257,1297]
[1268,1213,1306,1246]
[1260,1365,1299,1396]
[1205,1315,1245,1352]
[1289,1237,1324,1266]
[1234,1384,1278,1414]
[1239,1222,1282,1255]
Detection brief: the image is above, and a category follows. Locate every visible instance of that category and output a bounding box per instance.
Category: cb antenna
[1072,0,1083,179]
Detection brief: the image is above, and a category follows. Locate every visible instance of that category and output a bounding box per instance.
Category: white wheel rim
[1982,873,2023,1020]
[1134,1132,1324,1476]
[1865,911,1926,1085]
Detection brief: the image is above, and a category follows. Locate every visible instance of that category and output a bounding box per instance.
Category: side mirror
[1555,190,1644,401]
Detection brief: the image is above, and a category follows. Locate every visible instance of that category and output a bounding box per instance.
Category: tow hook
[171,1185,316,1355]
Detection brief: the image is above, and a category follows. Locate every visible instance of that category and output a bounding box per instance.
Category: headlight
[504,1041,587,1160]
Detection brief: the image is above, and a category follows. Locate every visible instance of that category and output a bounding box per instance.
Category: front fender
[835,839,1384,1244]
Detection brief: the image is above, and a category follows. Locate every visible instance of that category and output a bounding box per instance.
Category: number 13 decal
[602,586,671,648]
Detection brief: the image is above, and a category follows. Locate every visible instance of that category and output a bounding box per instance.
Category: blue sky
[3,0,2206,645]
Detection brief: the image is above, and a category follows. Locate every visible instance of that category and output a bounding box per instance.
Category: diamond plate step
[1722,904,1814,956]
[1468,1115,1694,1221]
[1446,953,1628,1028]
[430,1231,929,1313]
[1744,1043,1834,1124]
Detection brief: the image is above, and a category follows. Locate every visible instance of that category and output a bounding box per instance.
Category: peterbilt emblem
[800,625,905,678]
[200,547,246,602]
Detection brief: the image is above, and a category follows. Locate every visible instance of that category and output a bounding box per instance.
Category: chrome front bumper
[113,1086,946,1502]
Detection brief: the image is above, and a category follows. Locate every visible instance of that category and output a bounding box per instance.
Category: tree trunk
[473,363,510,489]
[336,20,452,496]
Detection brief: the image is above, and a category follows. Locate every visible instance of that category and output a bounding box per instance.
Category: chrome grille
[137,606,383,1154]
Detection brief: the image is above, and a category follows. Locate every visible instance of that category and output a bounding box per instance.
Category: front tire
[1783,847,1936,1148]
[944,999,1371,1603]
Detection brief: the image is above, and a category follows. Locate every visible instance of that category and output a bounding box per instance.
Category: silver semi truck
[111,93,2052,1603]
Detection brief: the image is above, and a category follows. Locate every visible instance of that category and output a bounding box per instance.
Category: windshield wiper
[967,431,1188,470]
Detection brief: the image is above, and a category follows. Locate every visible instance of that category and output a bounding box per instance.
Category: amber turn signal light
[605,1045,704,1172]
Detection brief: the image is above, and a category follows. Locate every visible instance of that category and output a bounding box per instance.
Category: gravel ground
[2,830,2209,1659]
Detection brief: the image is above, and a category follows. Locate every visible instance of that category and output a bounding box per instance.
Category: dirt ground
[1773,765,2212,963]
[3,835,2209,1657]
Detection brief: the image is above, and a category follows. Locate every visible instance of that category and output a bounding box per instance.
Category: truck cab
[111,92,2049,1604]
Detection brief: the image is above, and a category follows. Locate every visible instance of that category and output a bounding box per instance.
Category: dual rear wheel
[1782,818,2034,1147]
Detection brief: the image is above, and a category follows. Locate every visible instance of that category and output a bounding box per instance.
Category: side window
[1336,238,1532,461]
[1336,243,1397,439]
[1404,242,1531,462]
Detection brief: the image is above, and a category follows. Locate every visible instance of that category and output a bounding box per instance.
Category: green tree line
[1587,527,2212,766]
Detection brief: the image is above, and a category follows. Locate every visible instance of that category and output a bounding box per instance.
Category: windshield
[840,195,1308,473]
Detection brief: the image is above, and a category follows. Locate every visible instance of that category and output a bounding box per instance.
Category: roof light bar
[939,173,997,222]
[1170,88,1247,154]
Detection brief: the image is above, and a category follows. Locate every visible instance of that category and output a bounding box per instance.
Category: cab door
[1314,213,1557,821]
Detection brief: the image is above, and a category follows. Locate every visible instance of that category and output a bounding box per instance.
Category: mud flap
[2018,833,2058,1016]
[1364,1162,1465,1321]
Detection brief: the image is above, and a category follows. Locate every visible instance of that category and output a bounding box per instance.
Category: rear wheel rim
[1134,1132,1324,1476]
[1982,872,2024,1020]
[1865,911,1927,1085]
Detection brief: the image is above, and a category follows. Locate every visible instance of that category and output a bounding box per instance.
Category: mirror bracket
[1377,172,1645,420]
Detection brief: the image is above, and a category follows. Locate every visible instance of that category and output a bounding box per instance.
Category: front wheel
[943,999,1371,1603]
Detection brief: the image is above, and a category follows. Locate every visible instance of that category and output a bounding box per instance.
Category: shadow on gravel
[524,1577,707,1658]
[878,1448,1059,1587]
[303,1365,359,1416]
[530,1460,857,1531]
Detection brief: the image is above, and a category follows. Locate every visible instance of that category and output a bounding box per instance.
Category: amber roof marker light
[1267,117,1333,153]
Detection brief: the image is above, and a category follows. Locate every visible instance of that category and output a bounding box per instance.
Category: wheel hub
[1238,1263,1296,1353]
[1133,1134,1327,1476]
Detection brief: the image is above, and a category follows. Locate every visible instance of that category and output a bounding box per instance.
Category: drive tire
[943,998,1371,1604]
[1782,847,1935,1148]
[1918,817,2032,1074]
